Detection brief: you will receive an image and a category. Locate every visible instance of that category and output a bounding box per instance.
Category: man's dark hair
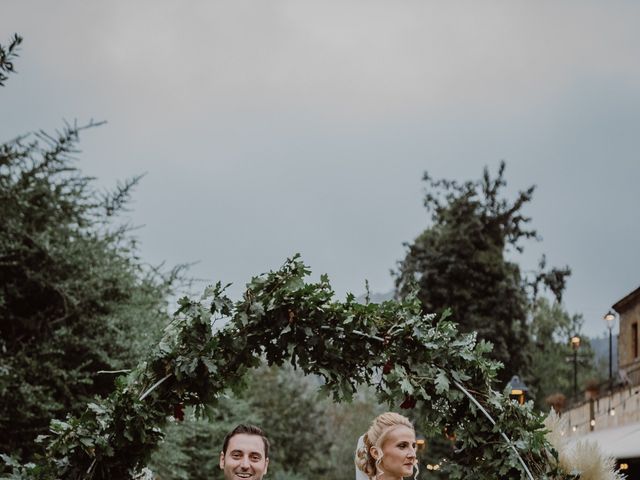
[222,424,270,458]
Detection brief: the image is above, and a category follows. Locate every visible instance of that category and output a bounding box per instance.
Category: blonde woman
[355,412,419,480]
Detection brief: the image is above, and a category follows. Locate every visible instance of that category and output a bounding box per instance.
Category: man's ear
[219,451,225,470]
[264,457,269,475]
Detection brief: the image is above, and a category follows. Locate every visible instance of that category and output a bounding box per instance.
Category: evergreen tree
[0,35,182,459]
[243,365,331,479]
[149,365,334,480]
[150,397,258,480]
[395,162,570,384]
[0,34,21,87]
[529,298,596,410]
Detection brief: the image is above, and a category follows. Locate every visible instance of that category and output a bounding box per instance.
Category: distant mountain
[590,333,619,374]
[356,290,394,304]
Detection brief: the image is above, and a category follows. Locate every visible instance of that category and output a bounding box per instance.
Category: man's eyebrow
[229,449,263,456]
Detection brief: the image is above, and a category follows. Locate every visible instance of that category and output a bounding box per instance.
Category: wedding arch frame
[19,256,569,479]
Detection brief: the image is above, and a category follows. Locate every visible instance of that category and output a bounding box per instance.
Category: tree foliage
[1,256,595,479]
[150,365,333,480]
[394,162,571,384]
[0,34,22,87]
[528,298,597,410]
[243,365,331,478]
[149,398,256,480]
[0,36,182,459]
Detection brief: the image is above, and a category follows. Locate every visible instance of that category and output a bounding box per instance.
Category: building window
[633,322,639,359]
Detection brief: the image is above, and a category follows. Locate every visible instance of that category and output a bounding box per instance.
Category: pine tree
[0,34,182,459]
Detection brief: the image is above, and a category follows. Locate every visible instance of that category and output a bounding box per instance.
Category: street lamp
[571,335,581,399]
[604,310,616,389]
[507,375,529,405]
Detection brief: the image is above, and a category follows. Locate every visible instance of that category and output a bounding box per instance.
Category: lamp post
[604,311,615,389]
[507,375,529,405]
[571,335,581,400]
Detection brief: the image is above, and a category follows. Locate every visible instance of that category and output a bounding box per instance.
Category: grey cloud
[1,1,639,337]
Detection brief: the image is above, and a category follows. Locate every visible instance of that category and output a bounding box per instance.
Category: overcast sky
[2,1,639,338]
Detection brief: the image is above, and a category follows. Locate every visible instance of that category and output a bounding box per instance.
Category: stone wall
[565,386,640,436]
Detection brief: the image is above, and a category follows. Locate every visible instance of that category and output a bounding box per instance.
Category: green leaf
[435,369,450,394]
[400,378,414,395]
[451,370,471,383]
[250,301,265,316]
[87,402,106,415]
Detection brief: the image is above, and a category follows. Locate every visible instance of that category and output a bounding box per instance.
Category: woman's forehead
[384,425,416,443]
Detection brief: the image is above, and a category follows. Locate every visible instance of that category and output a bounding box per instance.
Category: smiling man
[219,424,270,480]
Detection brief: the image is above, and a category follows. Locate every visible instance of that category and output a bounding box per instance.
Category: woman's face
[375,426,417,479]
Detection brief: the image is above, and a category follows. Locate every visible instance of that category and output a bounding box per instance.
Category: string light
[565,388,640,432]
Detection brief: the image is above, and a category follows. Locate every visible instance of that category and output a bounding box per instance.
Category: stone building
[614,286,640,386]
[563,285,640,478]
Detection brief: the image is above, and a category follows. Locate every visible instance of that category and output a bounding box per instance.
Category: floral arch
[9,256,584,479]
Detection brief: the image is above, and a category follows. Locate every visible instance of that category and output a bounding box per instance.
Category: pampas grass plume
[544,408,624,480]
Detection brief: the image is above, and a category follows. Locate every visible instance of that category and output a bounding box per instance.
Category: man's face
[219,433,269,480]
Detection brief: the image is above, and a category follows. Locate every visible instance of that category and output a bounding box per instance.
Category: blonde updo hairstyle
[355,412,417,479]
